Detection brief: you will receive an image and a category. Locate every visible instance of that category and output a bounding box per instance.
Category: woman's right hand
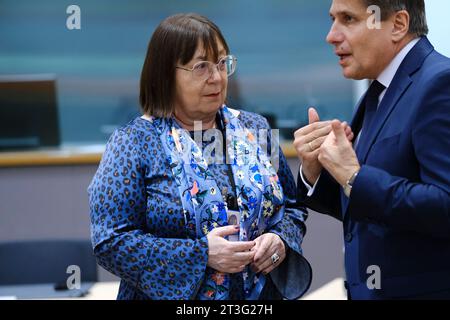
[206,225,256,274]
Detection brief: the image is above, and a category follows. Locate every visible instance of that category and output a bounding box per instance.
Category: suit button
[345,233,353,242]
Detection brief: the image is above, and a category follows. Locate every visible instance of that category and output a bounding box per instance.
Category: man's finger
[302,136,326,155]
[305,125,332,144]
[344,124,353,134]
[294,121,331,138]
[308,107,320,124]
[307,133,328,150]
[331,120,347,142]
[347,132,355,142]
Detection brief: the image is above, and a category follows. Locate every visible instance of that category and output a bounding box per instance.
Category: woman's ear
[391,10,410,42]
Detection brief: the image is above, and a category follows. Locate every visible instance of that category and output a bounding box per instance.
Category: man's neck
[393,35,417,58]
[374,36,420,85]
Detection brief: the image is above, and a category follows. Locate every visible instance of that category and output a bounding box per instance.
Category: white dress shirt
[300,38,420,196]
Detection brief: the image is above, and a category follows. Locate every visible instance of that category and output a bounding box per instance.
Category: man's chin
[342,68,364,80]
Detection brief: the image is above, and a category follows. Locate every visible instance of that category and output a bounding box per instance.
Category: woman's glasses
[176,55,237,81]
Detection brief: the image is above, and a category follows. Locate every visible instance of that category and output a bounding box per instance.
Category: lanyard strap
[216,111,239,211]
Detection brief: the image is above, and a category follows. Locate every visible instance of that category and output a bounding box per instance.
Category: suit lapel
[357,73,412,163]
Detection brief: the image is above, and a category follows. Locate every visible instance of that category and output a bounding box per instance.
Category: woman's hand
[207,225,256,274]
[250,233,286,275]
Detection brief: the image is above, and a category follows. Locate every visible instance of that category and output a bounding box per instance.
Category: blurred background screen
[0,75,60,150]
[0,0,354,145]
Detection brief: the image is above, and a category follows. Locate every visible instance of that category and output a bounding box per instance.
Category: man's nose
[326,23,344,45]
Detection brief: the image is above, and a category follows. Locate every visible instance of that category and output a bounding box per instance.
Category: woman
[88,13,311,300]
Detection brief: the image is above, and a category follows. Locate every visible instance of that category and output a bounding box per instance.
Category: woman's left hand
[250,233,286,275]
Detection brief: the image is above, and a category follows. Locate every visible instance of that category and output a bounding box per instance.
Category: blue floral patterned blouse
[88,110,311,300]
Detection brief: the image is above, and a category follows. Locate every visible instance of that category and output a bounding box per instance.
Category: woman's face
[174,40,228,121]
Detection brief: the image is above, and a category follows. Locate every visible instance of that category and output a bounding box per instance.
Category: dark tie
[355,80,386,157]
[342,80,386,217]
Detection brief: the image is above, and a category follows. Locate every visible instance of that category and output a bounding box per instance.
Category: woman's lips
[204,92,220,98]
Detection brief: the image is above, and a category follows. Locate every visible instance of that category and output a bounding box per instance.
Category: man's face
[326,0,395,80]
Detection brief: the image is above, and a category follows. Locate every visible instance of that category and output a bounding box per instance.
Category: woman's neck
[173,111,217,131]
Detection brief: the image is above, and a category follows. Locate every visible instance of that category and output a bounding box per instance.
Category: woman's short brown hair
[139,13,230,118]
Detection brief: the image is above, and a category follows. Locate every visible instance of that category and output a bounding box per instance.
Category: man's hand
[318,120,360,186]
[294,108,354,185]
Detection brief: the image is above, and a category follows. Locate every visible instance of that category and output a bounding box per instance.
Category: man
[294,0,450,299]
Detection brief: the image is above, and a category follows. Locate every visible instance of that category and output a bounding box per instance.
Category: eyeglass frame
[176,54,237,81]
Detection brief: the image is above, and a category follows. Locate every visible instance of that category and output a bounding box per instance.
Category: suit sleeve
[88,129,208,300]
[297,169,343,222]
[348,71,450,238]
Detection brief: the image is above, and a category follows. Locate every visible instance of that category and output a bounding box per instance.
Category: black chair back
[0,239,97,285]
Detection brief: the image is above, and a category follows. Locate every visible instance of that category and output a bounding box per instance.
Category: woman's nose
[206,65,223,83]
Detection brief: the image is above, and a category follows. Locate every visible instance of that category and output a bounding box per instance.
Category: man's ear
[391,10,410,42]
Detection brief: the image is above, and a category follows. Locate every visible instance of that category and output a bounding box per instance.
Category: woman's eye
[195,62,208,71]
[218,59,227,69]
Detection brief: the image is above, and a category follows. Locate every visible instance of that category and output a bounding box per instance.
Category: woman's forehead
[193,39,226,60]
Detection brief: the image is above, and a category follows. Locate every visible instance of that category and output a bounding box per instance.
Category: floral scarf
[151,105,285,300]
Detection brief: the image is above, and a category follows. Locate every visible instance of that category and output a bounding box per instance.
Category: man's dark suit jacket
[298,37,450,299]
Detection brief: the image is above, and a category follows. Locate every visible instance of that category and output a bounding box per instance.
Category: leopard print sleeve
[88,121,208,300]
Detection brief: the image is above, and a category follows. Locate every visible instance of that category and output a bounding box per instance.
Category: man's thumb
[331,120,347,141]
[308,107,320,124]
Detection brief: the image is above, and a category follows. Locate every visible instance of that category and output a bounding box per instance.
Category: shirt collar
[377,38,420,88]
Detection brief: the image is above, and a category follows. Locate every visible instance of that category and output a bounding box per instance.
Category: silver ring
[271,253,280,264]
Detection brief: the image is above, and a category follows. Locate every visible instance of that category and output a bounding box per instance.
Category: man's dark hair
[363,0,428,37]
[140,13,229,118]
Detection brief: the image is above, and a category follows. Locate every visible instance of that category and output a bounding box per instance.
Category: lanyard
[216,110,239,211]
